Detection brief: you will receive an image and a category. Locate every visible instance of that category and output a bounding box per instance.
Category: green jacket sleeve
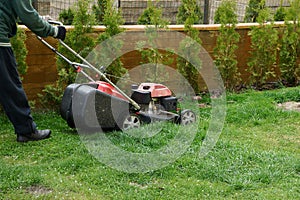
[13,0,56,37]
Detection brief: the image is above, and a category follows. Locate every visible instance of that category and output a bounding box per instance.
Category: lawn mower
[37,22,196,131]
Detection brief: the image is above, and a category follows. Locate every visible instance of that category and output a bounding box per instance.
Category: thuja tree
[176,0,202,94]
[136,0,172,83]
[59,8,74,25]
[93,0,107,24]
[279,0,300,86]
[96,0,127,83]
[177,0,202,24]
[247,7,279,88]
[39,0,96,108]
[244,0,265,22]
[274,0,287,21]
[274,7,286,21]
[213,0,240,91]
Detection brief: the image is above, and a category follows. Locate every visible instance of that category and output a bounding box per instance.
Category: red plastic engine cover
[95,81,127,100]
[137,83,172,98]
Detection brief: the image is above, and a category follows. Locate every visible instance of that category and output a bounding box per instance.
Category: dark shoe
[17,129,51,143]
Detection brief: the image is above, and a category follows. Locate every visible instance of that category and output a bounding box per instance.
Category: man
[0,0,66,142]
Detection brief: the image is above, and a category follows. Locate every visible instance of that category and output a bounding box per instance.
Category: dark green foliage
[279,0,300,86]
[93,0,107,24]
[137,5,159,25]
[213,0,240,91]
[98,0,125,40]
[244,0,265,22]
[176,0,203,24]
[137,0,169,27]
[247,8,279,88]
[274,6,286,21]
[59,8,74,25]
[214,0,238,24]
[279,23,300,85]
[10,27,28,78]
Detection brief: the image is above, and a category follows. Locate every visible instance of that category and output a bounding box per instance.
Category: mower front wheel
[118,113,141,131]
[179,110,196,125]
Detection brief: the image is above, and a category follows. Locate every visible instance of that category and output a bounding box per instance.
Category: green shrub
[279,0,300,86]
[93,0,107,24]
[137,0,168,27]
[176,0,202,94]
[274,6,286,21]
[247,7,279,88]
[59,8,74,25]
[244,0,265,22]
[136,0,172,83]
[213,0,241,91]
[96,0,127,83]
[176,0,202,24]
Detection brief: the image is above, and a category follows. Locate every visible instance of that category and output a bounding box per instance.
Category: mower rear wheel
[180,110,196,125]
[120,113,141,131]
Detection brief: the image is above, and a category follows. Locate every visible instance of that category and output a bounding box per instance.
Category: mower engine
[131,83,178,115]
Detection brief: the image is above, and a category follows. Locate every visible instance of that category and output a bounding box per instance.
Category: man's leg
[0,47,50,142]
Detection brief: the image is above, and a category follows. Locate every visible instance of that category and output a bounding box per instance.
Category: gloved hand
[54,26,66,41]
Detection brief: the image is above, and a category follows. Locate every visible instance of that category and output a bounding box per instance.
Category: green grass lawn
[0,87,299,199]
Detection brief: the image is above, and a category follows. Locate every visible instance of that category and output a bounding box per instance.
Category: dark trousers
[0,47,36,135]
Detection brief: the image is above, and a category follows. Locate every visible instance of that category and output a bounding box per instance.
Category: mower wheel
[119,113,141,131]
[179,110,196,125]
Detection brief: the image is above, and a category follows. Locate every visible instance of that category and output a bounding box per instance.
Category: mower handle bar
[37,20,141,110]
[72,62,90,69]
[58,39,141,110]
